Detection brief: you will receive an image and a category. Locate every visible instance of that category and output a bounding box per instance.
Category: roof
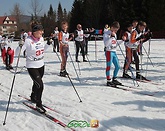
[0,16,17,25]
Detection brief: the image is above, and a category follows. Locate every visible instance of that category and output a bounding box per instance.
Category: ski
[18,95,70,117]
[136,79,164,86]
[119,84,143,90]
[57,74,67,78]
[57,73,72,78]
[23,102,75,131]
[104,84,157,96]
[118,76,164,86]
[7,66,27,74]
[8,69,23,74]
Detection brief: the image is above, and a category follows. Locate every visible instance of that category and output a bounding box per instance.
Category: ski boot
[136,73,147,80]
[112,77,122,85]
[36,103,46,114]
[107,79,116,87]
[60,70,68,77]
[122,72,131,79]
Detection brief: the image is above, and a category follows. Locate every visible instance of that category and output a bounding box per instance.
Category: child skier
[129,21,148,80]
[104,21,125,86]
[122,24,134,78]
[58,21,73,77]
[53,26,59,52]
[74,24,87,62]
[1,40,14,70]
[16,21,51,113]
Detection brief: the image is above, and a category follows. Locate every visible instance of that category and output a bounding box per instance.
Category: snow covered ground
[0,39,165,131]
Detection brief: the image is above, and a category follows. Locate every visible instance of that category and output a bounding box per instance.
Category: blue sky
[0,0,74,16]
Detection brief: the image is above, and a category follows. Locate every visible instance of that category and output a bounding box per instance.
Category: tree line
[40,3,71,36]
[10,0,165,38]
[69,0,165,38]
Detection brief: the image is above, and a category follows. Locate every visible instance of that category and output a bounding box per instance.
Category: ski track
[0,39,165,131]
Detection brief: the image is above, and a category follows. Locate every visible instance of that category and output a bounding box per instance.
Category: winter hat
[32,24,43,32]
[126,23,133,28]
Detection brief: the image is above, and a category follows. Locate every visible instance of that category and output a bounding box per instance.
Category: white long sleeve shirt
[16,36,49,68]
[75,30,84,42]
[103,30,123,52]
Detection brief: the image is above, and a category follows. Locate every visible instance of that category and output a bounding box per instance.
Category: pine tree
[63,8,68,21]
[148,0,165,31]
[83,0,104,28]
[69,0,84,32]
[57,2,63,28]
[41,5,57,36]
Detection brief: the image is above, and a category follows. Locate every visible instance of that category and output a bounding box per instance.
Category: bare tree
[10,3,23,31]
[29,0,43,20]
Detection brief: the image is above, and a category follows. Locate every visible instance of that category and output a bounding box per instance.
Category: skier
[104,21,125,86]
[20,30,28,58]
[129,21,149,80]
[132,20,138,30]
[21,30,28,41]
[122,24,134,78]
[103,24,110,34]
[131,20,138,64]
[16,21,51,113]
[137,25,151,55]
[1,39,14,70]
[53,26,59,52]
[58,21,73,77]
[74,24,87,62]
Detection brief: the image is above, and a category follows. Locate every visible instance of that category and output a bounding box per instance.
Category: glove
[145,31,153,38]
[111,32,115,37]
[136,34,145,41]
[124,39,129,42]
[104,47,106,51]
[47,38,53,45]
[49,39,53,43]
[110,45,117,49]
[18,40,24,47]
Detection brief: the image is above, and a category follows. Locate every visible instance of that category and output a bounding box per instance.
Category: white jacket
[103,30,123,52]
[15,36,49,68]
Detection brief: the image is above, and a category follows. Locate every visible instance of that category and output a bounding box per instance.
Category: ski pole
[16,66,26,74]
[77,60,81,75]
[95,35,97,62]
[74,41,81,75]
[145,38,151,77]
[51,42,61,62]
[68,52,81,83]
[140,52,143,80]
[86,54,92,66]
[54,48,61,62]
[3,41,23,125]
[66,74,82,102]
[148,38,151,55]
[142,44,154,67]
[140,43,143,71]
[116,40,139,86]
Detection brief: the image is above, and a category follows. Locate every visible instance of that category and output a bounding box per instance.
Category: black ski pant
[53,39,59,52]
[132,49,140,73]
[84,37,89,55]
[75,41,85,61]
[5,53,11,67]
[27,66,44,106]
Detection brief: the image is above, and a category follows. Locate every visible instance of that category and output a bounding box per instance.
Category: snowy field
[0,39,165,131]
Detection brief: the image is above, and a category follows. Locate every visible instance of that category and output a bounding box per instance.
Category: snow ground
[0,39,165,131]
